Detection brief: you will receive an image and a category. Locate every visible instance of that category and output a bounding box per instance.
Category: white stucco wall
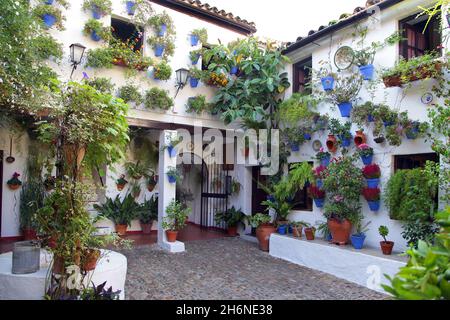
[283,0,449,252]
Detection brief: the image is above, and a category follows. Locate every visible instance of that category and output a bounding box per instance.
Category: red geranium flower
[362,164,381,179]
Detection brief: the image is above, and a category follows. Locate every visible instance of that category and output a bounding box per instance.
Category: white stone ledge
[269,234,407,294]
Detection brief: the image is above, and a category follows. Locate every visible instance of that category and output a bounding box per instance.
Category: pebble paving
[121,237,388,300]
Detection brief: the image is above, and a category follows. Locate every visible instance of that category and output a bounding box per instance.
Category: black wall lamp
[69,43,86,79]
[174,68,189,98]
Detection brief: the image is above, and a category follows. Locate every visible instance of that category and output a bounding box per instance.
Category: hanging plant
[146,173,157,192]
[125,161,147,180]
[82,19,111,42]
[362,187,381,212]
[147,36,175,59]
[357,144,374,165]
[7,172,23,190]
[152,60,172,80]
[362,164,381,189]
[144,87,173,111]
[33,4,66,30]
[190,28,208,46]
[166,166,181,184]
[147,11,175,37]
[351,102,376,126]
[189,49,202,65]
[116,174,128,191]
[282,127,305,152]
[315,148,331,166]
[188,67,203,88]
[309,186,325,208]
[82,0,112,19]
[317,63,336,91]
[328,119,352,148]
[186,95,208,114]
[118,84,143,105]
[327,73,362,117]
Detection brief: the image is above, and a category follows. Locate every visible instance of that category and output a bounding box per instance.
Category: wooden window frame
[293,57,312,94]
[111,17,144,53]
[394,153,439,171]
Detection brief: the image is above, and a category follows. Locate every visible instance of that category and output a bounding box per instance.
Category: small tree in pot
[162,199,190,242]
[247,213,275,252]
[215,207,246,237]
[379,225,394,255]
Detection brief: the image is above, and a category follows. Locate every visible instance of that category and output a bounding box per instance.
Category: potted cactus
[379,225,394,255]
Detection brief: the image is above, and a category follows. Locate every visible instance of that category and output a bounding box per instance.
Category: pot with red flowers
[362,164,381,188]
[309,186,325,208]
[362,187,381,211]
[315,148,331,167]
[313,165,327,189]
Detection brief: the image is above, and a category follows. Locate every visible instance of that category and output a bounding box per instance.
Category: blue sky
[206,0,366,41]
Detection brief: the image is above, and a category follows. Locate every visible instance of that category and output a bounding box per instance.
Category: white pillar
[157,130,185,253]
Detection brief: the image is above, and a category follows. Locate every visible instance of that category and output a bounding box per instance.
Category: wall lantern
[69,43,86,79]
[174,68,189,97]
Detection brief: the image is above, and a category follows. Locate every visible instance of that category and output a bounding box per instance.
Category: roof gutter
[282,0,403,55]
[150,0,257,35]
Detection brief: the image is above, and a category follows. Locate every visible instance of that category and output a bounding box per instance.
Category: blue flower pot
[230,66,238,75]
[167,145,177,158]
[158,24,167,37]
[167,174,177,184]
[383,121,394,127]
[44,0,54,4]
[320,156,330,167]
[154,45,165,57]
[42,14,56,28]
[288,225,293,234]
[361,154,373,165]
[316,179,323,189]
[351,234,366,249]
[92,5,102,19]
[267,195,275,202]
[290,144,300,152]
[314,198,324,208]
[366,178,380,188]
[126,1,136,15]
[190,34,199,46]
[368,114,375,122]
[338,102,352,118]
[339,134,352,147]
[278,225,287,235]
[91,30,101,42]
[191,54,200,65]
[321,76,335,91]
[304,133,312,140]
[368,200,380,212]
[326,233,332,241]
[190,77,199,88]
[406,127,419,140]
[359,64,375,81]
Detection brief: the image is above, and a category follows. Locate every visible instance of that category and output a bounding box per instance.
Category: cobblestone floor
[121,238,388,300]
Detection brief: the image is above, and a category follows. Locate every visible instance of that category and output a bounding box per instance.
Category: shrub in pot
[351,221,371,250]
[362,187,381,212]
[247,213,275,251]
[215,207,245,236]
[144,87,174,111]
[379,225,394,255]
[303,223,316,240]
[189,67,203,88]
[33,4,66,30]
[357,143,374,165]
[82,0,112,19]
[362,163,381,188]
[327,74,362,117]
[94,194,140,236]
[162,199,190,242]
[139,196,158,234]
[323,156,364,245]
[190,28,208,46]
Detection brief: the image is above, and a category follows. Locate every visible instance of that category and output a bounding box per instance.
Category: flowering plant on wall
[7,172,22,190]
[362,164,381,179]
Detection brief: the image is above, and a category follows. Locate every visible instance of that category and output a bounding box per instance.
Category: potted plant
[372,104,398,127]
[283,127,305,152]
[214,207,246,236]
[357,143,374,165]
[291,221,308,238]
[124,0,136,15]
[7,172,22,190]
[33,4,65,30]
[94,194,140,236]
[190,28,208,46]
[316,220,332,241]
[317,65,336,91]
[124,161,146,180]
[323,157,364,245]
[162,199,190,242]
[20,181,45,240]
[161,135,182,158]
[144,87,174,111]
[152,60,172,81]
[326,134,338,153]
[230,179,241,195]
[315,148,331,167]
[82,0,112,19]
[327,74,362,117]
[309,186,325,208]
[117,84,143,105]
[403,121,429,140]
[146,173,157,192]
[313,165,327,189]
[186,95,208,114]
[351,221,371,250]
[379,225,394,255]
[362,164,381,188]
[362,187,381,212]
[247,213,275,251]
[351,101,376,126]
[82,19,110,42]
[148,11,174,37]
[189,67,203,88]
[147,36,175,59]
[130,183,141,199]
[303,223,316,240]
[43,175,56,191]
[166,166,181,184]
[116,174,128,191]
[139,195,158,234]
[328,118,352,148]
[189,49,202,65]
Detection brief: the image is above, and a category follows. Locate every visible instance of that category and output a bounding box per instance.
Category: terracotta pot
[8,184,21,190]
[227,226,238,237]
[63,144,86,168]
[52,256,65,275]
[292,226,303,238]
[147,184,156,192]
[380,241,394,255]
[82,249,101,272]
[326,135,337,153]
[115,224,128,236]
[244,147,250,158]
[328,219,352,245]
[383,75,402,87]
[255,224,276,251]
[116,184,126,191]
[354,130,366,147]
[22,228,37,240]
[48,234,58,248]
[140,222,153,234]
[409,63,441,82]
[304,227,315,240]
[132,190,141,199]
[166,230,178,243]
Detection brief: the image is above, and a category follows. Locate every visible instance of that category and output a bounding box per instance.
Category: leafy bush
[31,34,63,61]
[85,77,115,94]
[401,220,439,248]
[153,60,172,80]
[191,28,208,44]
[186,95,208,114]
[33,4,66,30]
[118,84,142,104]
[162,199,190,231]
[94,194,141,226]
[144,87,173,110]
[215,207,246,227]
[82,0,112,15]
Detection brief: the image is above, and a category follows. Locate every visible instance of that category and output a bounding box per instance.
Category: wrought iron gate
[200,162,229,229]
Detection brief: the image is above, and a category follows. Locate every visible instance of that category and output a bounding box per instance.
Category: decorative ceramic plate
[421,92,434,105]
[312,140,322,152]
[334,46,355,70]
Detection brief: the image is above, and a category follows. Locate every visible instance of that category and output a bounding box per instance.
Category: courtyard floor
[121,237,388,300]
